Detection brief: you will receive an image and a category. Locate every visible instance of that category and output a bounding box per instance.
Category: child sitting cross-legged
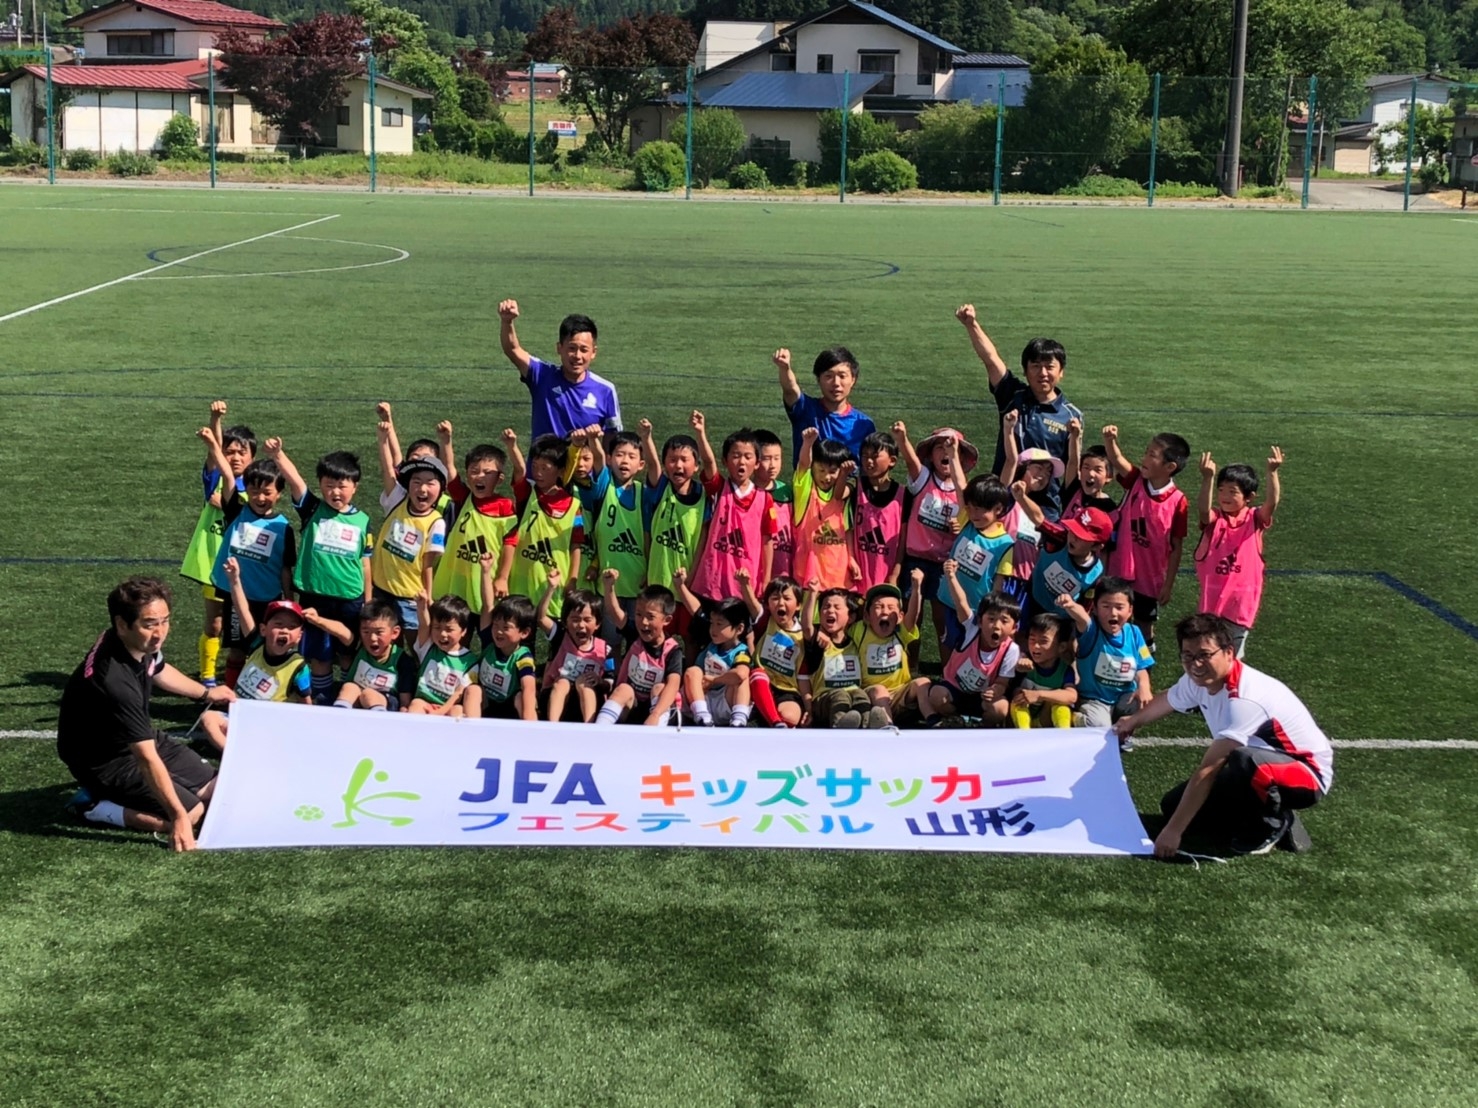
[538,569,619,723]
[463,554,538,722]
[200,557,311,751]
[407,593,479,717]
[798,584,870,728]
[1009,613,1079,729]
[596,574,685,726]
[738,570,806,728]
[310,598,417,711]
[675,569,753,727]
[916,563,1020,728]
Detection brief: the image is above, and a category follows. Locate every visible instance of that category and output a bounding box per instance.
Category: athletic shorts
[774,689,803,709]
[933,681,986,717]
[1131,591,1160,643]
[903,556,944,605]
[70,735,217,819]
[299,593,362,663]
[222,595,272,650]
[372,588,419,634]
[482,696,521,721]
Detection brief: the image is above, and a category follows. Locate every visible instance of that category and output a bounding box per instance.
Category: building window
[816,54,833,74]
[213,94,234,144]
[336,106,350,126]
[770,53,796,72]
[858,52,896,95]
[107,31,174,56]
[381,107,404,127]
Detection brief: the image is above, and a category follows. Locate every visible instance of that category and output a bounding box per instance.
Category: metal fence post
[1403,76,1417,211]
[208,58,217,188]
[839,70,850,203]
[1147,72,1161,207]
[1301,75,1317,210]
[44,45,55,184]
[368,51,378,193]
[992,71,1004,205]
[527,70,535,196]
[684,65,694,199]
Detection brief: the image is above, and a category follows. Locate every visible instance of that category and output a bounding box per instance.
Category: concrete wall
[732,109,824,163]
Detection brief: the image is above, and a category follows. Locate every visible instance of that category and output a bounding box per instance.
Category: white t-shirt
[1167,661,1333,791]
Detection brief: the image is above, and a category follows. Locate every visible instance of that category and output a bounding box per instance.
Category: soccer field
[1,184,1475,1105]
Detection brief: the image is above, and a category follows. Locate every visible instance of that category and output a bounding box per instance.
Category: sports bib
[953,654,988,693]
[1093,650,1135,686]
[382,518,423,563]
[232,522,278,563]
[238,662,280,701]
[1040,558,1082,597]
[312,518,364,557]
[760,632,799,677]
[702,652,732,679]
[420,657,468,698]
[821,651,861,688]
[866,641,903,676]
[919,491,956,532]
[626,650,664,696]
[481,664,513,700]
[955,539,992,581]
[559,652,600,682]
[352,656,397,693]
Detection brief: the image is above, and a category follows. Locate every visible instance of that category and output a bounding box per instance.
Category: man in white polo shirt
[1115,613,1333,858]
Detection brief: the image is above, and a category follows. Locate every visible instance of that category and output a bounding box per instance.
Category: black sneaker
[1277,811,1313,854]
[1231,813,1290,856]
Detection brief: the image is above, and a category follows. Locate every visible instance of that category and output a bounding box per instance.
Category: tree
[453,47,511,103]
[817,110,899,183]
[524,7,696,150]
[1378,102,1454,187]
[390,47,461,116]
[1008,38,1150,192]
[218,15,379,148]
[672,108,746,187]
[908,99,999,191]
[347,0,429,57]
[458,73,497,119]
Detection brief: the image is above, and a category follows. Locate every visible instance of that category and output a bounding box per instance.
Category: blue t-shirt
[786,393,876,465]
[991,373,1082,520]
[525,357,622,440]
[936,524,1014,611]
[1076,621,1153,705]
[1030,547,1104,615]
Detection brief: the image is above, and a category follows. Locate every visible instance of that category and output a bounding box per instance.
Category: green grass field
[1,185,1475,1106]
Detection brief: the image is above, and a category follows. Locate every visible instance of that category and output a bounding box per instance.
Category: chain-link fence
[2,53,1472,209]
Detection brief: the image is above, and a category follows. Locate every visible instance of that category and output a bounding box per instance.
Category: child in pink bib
[1194,446,1283,658]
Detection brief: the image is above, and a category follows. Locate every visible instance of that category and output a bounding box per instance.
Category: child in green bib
[462,555,539,722]
[306,599,418,711]
[178,400,254,687]
[407,593,479,716]
[576,427,649,623]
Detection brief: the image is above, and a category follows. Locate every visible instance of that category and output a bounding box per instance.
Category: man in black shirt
[58,577,236,851]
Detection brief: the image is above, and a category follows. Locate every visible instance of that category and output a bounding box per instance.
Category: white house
[1289,73,1458,174]
[66,0,280,61]
[636,0,1006,163]
[0,0,428,156]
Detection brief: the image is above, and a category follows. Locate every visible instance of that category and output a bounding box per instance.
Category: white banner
[198,702,1152,854]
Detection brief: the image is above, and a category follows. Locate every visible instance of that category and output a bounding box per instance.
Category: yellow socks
[199,634,221,683]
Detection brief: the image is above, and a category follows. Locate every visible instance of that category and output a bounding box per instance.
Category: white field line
[1,729,1475,749]
[136,235,409,281]
[0,214,338,325]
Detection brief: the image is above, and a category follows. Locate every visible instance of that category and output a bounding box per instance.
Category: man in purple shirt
[497,299,623,440]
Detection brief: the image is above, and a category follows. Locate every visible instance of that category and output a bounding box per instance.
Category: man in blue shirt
[957,304,1082,520]
[497,299,623,439]
[774,346,876,464]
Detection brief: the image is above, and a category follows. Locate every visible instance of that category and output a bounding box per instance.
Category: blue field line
[2,558,1472,642]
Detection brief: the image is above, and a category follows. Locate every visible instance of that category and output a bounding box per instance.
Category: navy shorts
[934,681,985,717]
[903,556,944,604]
[299,593,363,662]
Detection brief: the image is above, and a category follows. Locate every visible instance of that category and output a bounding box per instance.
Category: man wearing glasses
[58,577,236,852]
[1114,613,1332,858]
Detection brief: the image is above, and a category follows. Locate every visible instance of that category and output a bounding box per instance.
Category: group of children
[180,303,1284,741]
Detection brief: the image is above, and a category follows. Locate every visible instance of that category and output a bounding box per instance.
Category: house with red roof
[1,0,427,156]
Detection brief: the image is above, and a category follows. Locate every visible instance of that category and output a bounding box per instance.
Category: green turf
[0,186,1473,1105]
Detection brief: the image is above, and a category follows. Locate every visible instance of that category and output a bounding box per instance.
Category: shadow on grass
[0,782,147,846]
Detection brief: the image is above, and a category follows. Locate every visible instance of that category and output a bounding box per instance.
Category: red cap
[1063,506,1113,544]
[263,599,305,623]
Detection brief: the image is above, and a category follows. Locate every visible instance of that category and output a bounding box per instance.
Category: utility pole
[1222,0,1250,196]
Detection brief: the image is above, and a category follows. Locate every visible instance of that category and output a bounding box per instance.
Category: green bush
[817,110,897,184]
[671,108,745,188]
[432,114,477,155]
[791,161,815,188]
[910,100,998,192]
[633,140,685,191]
[848,149,917,194]
[158,113,201,161]
[535,129,560,165]
[474,121,525,162]
[727,161,769,189]
[1150,180,1219,198]
[106,149,157,177]
[1057,174,1143,197]
[566,131,627,168]
[3,139,44,167]
[63,148,99,171]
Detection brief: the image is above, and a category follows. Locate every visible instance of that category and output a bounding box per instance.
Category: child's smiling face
[1216,480,1251,516]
